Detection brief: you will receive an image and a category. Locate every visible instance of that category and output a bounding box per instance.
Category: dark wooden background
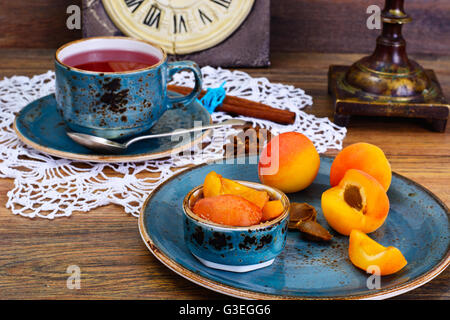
[1,0,449,54]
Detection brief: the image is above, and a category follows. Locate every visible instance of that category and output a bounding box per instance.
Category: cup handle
[167,61,202,107]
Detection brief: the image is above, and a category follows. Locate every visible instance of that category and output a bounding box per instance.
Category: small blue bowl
[182,181,290,273]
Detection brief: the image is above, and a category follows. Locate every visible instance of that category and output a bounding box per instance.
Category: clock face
[102,0,255,55]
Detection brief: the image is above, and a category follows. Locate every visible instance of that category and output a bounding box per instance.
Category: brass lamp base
[328,0,449,132]
[328,65,449,132]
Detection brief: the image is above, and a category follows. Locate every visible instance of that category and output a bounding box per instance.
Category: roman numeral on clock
[173,14,187,34]
[124,0,144,13]
[143,5,161,28]
[210,0,232,9]
[198,9,212,25]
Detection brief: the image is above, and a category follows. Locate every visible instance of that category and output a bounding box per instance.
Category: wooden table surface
[0,50,448,300]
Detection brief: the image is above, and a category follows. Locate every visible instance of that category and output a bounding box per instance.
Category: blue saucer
[14,93,212,162]
[139,156,449,299]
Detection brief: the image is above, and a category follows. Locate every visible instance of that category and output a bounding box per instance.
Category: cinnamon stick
[168,85,296,125]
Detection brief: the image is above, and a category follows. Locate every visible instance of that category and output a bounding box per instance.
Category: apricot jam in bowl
[182,181,290,273]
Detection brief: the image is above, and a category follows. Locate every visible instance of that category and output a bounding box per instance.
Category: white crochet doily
[0,66,346,219]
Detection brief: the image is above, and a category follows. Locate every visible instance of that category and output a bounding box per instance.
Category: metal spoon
[66,119,246,153]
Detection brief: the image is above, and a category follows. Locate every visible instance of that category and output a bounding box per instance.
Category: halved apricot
[192,194,262,227]
[330,142,392,191]
[221,177,269,209]
[321,169,389,235]
[203,171,222,198]
[261,200,284,222]
[349,230,407,275]
[202,171,269,209]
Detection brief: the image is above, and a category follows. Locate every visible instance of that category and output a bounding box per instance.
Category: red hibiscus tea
[55,37,202,140]
[62,49,161,72]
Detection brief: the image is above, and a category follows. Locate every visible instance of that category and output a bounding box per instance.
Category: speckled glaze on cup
[183,181,290,272]
[55,37,202,140]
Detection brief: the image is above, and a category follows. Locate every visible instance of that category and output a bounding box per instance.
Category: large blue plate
[14,93,211,162]
[139,156,449,299]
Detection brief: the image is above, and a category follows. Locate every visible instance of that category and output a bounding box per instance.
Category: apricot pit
[321,169,389,235]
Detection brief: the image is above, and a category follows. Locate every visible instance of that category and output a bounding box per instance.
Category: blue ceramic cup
[55,37,202,140]
[183,181,290,273]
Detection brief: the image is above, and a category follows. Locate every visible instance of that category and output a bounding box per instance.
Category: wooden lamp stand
[328,0,449,132]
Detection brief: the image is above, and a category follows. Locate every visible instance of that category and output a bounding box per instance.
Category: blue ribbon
[197,82,227,114]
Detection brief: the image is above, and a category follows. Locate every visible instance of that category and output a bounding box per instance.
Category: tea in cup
[55,37,202,140]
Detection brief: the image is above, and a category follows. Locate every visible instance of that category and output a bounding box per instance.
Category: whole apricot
[321,169,389,235]
[258,132,320,193]
[330,142,392,191]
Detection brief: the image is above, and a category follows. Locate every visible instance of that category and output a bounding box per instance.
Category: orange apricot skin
[220,177,269,209]
[192,194,262,227]
[203,171,222,198]
[258,132,320,193]
[261,200,284,222]
[349,230,407,276]
[321,169,389,236]
[330,142,392,191]
[202,171,269,209]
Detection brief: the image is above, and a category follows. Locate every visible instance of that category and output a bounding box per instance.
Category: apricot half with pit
[321,169,389,236]
[330,142,392,191]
